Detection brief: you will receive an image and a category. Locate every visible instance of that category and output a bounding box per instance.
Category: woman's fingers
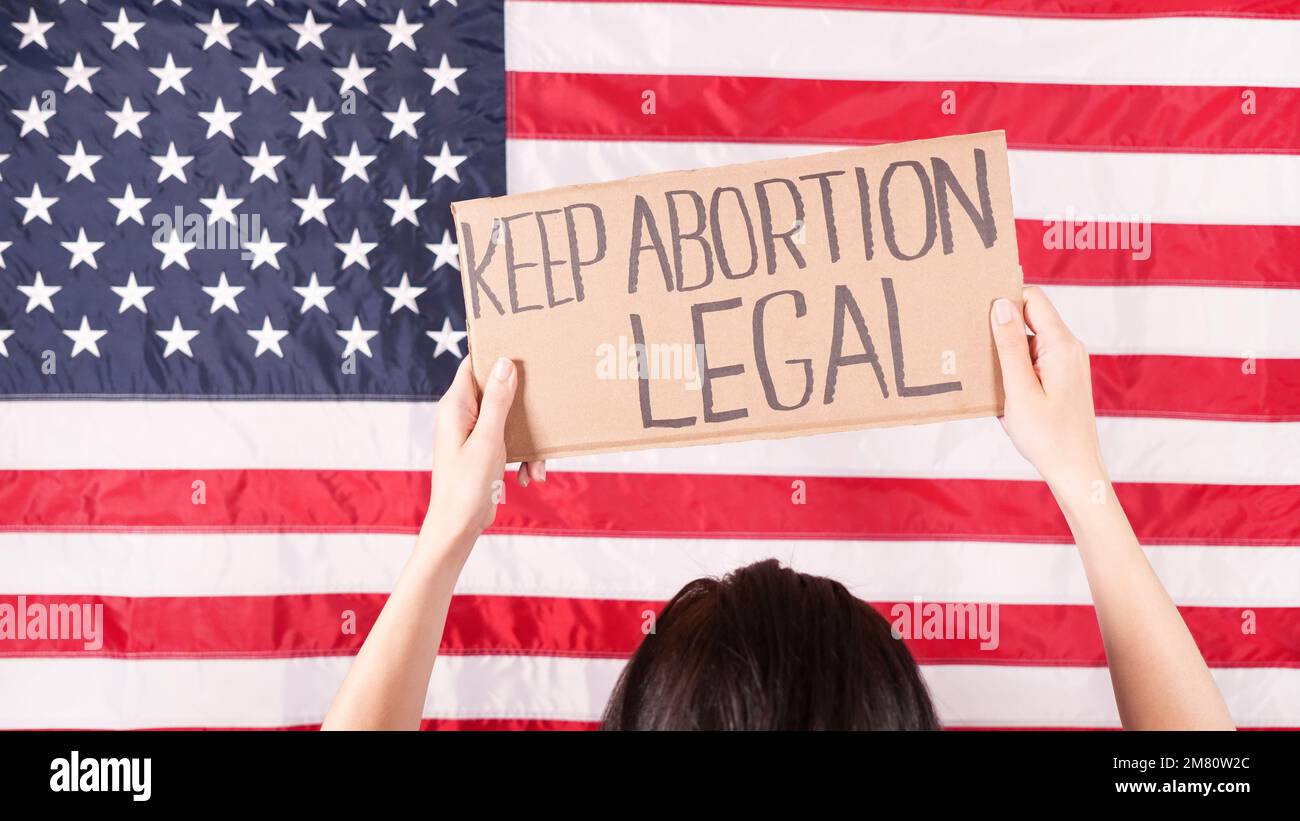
[989,297,1042,401]
[516,461,547,487]
[435,358,480,452]
[1021,286,1073,345]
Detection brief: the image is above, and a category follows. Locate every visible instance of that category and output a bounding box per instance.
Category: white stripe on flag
[506,138,1300,227]
[1045,285,1300,358]
[5,402,1299,484]
[0,654,1295,729]
[505,1,1300,87]
[2,532,1297,608]
[0,400,437,471]
[560,417,1300,485]
[0,655,621,729]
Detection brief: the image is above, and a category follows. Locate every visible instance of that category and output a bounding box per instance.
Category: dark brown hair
[602,559,939,730]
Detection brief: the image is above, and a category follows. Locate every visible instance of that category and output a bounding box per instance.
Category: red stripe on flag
[1091,356,1300,422]
[54,719,602,731]
[1,594,1293,668]
[4,470,1298,545]
[508,72,1300,154]
[506,0,1300,19]
[499,474,1300,545]
[415,718,596,731]
[0,594,649,660]
[1017,221,1300,290]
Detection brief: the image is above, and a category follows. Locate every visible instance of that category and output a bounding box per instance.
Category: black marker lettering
[753,289,813,411]
[691,298,749,423]
[824,283,889,402]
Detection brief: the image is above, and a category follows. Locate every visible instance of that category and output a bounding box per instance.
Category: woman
[322,288,1235,730]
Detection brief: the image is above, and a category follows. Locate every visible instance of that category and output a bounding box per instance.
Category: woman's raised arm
[322,357,544,730]
[990,286,1233,730]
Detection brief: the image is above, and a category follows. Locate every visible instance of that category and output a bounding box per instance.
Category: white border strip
[2,532,1296,608]
[507,138,1300,227]
[505,1,1300,87]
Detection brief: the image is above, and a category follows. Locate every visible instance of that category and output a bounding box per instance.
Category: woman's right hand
[989,286,1106,494]
[426,357,545,552]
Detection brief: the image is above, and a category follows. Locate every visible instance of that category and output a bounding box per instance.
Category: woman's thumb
[990,298,1040,399]
[471,357,518,444]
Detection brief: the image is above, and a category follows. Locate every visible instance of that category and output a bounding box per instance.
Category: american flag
[1,0,1297,730]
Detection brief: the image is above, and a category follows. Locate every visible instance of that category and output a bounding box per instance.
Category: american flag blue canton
[0,0,504,397]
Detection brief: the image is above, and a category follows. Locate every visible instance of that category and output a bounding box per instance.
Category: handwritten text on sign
[452,132,1022,461]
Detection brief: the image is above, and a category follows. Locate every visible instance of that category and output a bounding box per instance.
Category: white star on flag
[383,99,425,139]
[58,141,102,182]
[248,317,290,358]
[61,228,105,269]
[384,186,427,226]
[103,8,145,50]
[384,273,428,314]
[200,185,243,225]
[202,273,246,314]
[16,183,58,225]
[426,230,460,271]
[425,142,467,184]
[108,184,150,225]
[106,98,149,138]
[244,230,287,270]
[336,317,379,358]
[197,9,238,50]
[18,272,62,314]
[382,10,422,51]
[334,54,375,95]
[157,317,200,359]
[241,53,283,94]
[14,9,54,50]
[58,53,101,93]
[334,142,377,183]
[294,274,335,314]
[111,273,154,314]
[336,229,378,269]
[149,53,192,95]
[292,185,334,225]
[244,142,286,184]
[290,10,331,50]
[154,229,197,270]
[152,142,194,184]
[426,317,467,358]
[425,54,466,96]
[64,316,108,358]
[291,98,333,139]
[14,96,56,138]
[199,99,241,139]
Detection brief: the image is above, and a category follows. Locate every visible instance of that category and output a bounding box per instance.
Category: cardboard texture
[452,131,1023,462]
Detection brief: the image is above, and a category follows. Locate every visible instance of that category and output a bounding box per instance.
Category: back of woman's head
[602,559,938,730]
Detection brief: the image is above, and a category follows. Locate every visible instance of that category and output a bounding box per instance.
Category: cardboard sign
[452,131,1022,462]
